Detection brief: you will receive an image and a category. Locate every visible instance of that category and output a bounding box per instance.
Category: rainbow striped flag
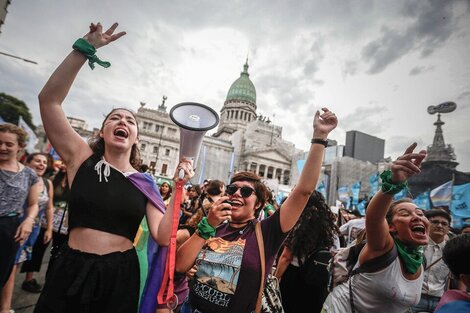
[430,180,453,207]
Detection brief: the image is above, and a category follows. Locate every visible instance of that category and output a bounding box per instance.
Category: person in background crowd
[180,185,201,225]
[34,21,191,313]
[339,210,366,246]
[201,179,225,213]
[323,143,429,313]
[260,190,276,220]
[275,191,339,313]
[1,153,54,312]
[0,124,40,313]
[434,234,470,312]
[159,180,173,208]
[176,107,337,313]
[411,209,451,312]
[18,154,54,294]
[460,224,470,234]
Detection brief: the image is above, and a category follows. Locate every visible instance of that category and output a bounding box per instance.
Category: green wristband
[196,217,216,240]
[72,38,111,70]
[380,170,408,195]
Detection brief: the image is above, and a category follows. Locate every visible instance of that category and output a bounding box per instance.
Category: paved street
[10,247,50,313]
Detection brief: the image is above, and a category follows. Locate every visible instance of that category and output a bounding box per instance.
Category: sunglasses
[226,184,256,198]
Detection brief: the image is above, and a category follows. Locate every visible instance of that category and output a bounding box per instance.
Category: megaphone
[169,102,219,178]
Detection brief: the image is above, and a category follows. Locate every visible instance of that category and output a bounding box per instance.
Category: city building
[0,0,10,35]
[344,130,385,163]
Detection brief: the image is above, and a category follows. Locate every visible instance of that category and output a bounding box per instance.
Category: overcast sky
[1,0,469,171]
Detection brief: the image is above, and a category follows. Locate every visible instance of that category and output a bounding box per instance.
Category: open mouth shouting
[113,128,129,139]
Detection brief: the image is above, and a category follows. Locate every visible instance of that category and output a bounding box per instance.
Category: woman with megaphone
[176,108,338,313]
[34,22,193,313]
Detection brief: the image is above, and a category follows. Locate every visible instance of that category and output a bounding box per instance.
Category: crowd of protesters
[1,21,469,313]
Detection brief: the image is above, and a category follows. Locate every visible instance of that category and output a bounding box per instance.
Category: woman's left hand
[313,107,338,138]
[44,229,53,244]
[14,219,34,244]
[173,158,195,183]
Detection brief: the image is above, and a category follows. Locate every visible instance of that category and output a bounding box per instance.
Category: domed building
[213,60,299,187]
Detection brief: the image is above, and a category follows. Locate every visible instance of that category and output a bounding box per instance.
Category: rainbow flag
[430,180,453,207]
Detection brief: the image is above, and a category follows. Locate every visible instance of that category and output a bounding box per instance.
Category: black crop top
[68,154,147,241]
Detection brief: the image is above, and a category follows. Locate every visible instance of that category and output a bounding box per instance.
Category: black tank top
[68,154,147,241]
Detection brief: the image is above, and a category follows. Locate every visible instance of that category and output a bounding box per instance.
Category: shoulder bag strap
[255,222,265,313]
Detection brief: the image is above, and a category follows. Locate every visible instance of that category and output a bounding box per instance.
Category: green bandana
[72,38,111,70]
[394,238,424,274]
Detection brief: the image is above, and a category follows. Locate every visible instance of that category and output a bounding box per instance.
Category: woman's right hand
[391,143,427,183]
[83,22,126,49]
[207,196,232,227]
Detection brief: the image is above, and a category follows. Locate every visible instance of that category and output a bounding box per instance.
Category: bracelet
[26,216,37,225]
[72,38,111,70]
[311,138,328,147]
[380,170,408,195]
[196,217,216,240]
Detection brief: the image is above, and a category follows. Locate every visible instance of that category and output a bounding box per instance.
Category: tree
[0,92,36,130]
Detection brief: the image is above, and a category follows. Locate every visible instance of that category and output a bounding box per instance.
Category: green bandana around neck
[394,238,424,274]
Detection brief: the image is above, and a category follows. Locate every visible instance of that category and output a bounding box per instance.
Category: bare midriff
[68,227,133,255]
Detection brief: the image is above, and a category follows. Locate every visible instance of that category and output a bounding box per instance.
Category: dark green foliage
[0,92,36,130]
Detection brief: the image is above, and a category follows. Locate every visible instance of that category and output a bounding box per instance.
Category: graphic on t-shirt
[191,237,245,309]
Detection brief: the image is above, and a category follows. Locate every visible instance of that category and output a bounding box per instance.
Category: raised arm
[279,108,337,233]
[38,22,126,178]
[147,158,194,246]
[361,143,427,261]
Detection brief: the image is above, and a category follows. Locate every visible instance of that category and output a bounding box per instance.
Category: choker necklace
[230,219,254,235]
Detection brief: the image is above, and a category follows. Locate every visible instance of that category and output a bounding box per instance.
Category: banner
[369,172,379,197]
[450,183,470,218]
[337,186,349,201]
[351,181,361,205]
[393,187,409,201]
[413,191,431,210]
[317,181,327,199]
[18,116,38,153]
[357,199,367,216]
[430,180,453,207]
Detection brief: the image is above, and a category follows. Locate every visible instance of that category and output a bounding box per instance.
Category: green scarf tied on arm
[72,38,111,70]
[394,238,424,274]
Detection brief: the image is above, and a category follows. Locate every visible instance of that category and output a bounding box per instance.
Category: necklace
[230,219,254,235]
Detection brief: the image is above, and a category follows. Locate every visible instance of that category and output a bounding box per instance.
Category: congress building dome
[226,60,257,105]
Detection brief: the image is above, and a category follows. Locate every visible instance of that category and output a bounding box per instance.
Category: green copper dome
[226,60,256,104]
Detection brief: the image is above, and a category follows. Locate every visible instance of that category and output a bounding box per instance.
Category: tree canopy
[0,92,36,130]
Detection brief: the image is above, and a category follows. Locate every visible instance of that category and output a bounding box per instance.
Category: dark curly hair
[283,191,339,264]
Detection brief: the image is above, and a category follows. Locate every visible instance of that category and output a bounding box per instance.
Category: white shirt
[422,237,449,297]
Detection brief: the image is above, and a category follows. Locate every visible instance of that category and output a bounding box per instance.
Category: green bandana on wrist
[394,238,424,274]
[380,170,408,195]
[72,38,111,70]
[196,217,216,240]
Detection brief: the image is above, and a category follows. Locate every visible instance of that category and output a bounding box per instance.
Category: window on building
[168,128,177,135]
[161,163,168,175]
[153,146,159,154]
[150,161,156,169]
[141,143,146,151]
[259,165,266,177]
[155,124,162,132]
[165,149,170,156]
[267,166,274,179]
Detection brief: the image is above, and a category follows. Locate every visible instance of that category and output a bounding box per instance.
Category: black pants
[21,228,50,273]
[34,244,140,313]
[0,216,20,287]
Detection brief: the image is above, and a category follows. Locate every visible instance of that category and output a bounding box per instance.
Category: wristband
[196,217,216,240]
[311,138,328,147]
[72,38,111,70]
[380,170,408,195]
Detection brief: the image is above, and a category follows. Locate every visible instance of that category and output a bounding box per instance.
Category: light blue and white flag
[369,172,380,196]
[413,191,431,210]
[18,116,38,153]
[351,181,361,205]
[450,183,470,218]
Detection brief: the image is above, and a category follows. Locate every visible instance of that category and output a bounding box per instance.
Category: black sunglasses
[226,184,256,198]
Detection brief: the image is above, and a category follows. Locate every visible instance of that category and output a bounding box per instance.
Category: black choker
[229,219,254,225]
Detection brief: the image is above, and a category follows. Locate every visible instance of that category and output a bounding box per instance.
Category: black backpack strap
[348,244,398,313]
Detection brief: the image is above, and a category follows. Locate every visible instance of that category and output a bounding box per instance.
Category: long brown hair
[88,108,141,170]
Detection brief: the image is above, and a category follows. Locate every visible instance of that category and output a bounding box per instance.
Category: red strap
[157,180,184,305]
